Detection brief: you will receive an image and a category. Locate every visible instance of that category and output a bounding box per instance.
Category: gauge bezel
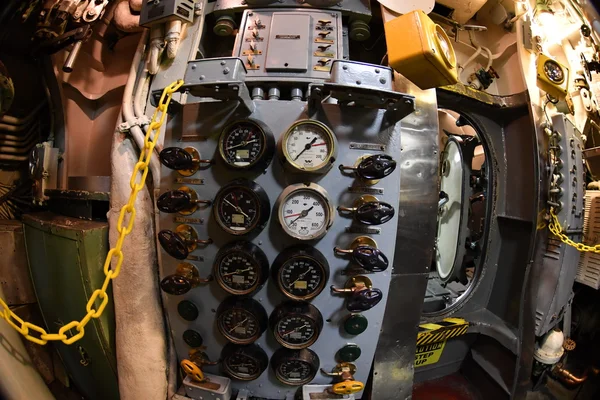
[543,59,565,84]
[216,297,268,345]
[221,342,269,381]
[275,183,335,241]
[272,245,329,300]
[279,119,337,174]
[213,179,270,236]
[270,347,320,386]
[218,118,275,170]
[269,301,323,349]
[213,241,269,296]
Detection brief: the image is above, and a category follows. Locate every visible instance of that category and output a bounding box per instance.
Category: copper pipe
[552,363,588,386]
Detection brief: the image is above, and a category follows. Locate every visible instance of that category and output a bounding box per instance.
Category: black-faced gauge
[272,245,329,300]
[275,183,335,240]
[221,343,268,381]
[213,179,270,236]
[218,119,275,170]
[216,297,268,345]
[270,301,323,349]
[271,347,320,386]
[213,241,269,296]
[279,119,337,174]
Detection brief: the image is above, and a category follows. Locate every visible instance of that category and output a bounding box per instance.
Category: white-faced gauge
[270,301,323,349]
[216,297,268,345]
[275,183,335,240]
[213,179,270,236]
[218,119,275,170]
[270,348,320,386]
[279,119,337,174]
[213,241,269,296]
[272,245,329,300]
[221,343,268,381]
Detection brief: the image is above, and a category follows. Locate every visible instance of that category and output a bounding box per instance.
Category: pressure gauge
[213,241,269,296]
[221,343,269,381]
[271,348,320,386]
[275,183,335,240]
[279,119,337,174]
[218,119,275,170]
[543,59,565,84]
[213,179,270,236]
[216,297,268,344]
[270,301,323,349]
[272,245,329,300]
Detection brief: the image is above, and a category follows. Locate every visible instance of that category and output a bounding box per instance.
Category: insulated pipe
[147,25,164,75]
[165,20,182,60]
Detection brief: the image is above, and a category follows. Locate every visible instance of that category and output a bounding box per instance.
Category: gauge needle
[287,266,313,288]
[228,318,248,333]
[222,267,252,277]
[226,139,258,151]
[223,199,250,218]
[281,323,309,337]
[293,137,318,161]
[286,206,313,226]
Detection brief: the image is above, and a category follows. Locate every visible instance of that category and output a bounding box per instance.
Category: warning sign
[414,341,446,367]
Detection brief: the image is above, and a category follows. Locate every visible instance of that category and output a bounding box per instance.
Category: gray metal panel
[212,0,372,19]
[265,14,310,71]
[160,98,405,399]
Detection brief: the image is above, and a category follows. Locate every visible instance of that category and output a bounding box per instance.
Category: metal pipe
[63,40,83,73]
[552,364,588,386]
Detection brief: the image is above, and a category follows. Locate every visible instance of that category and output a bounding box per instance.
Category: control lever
[339,155,397,180]
[160,262,212,295]
[331,276,383,312]
[338,196,395,225]
[157,188,211,214]
[158,225,212,260]
[334,236,388,272]
[181,347,221,389]
[159,147,212,173]
[321,363,364,395]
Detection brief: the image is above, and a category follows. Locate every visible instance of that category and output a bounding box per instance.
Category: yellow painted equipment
[536,54,569,99]
[384,10,458,90]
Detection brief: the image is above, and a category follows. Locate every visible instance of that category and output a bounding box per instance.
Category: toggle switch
[318,45,332,52]
[338,195,395,225]
[321,362,365,395]
[339,154,397,181]
[159,147,212,175]
[334,236,389,272]
[158,225,212,260]
[160,262,212,295]
[157,187,211,214]
[318,31,331,38]
[317,58,331,66]
[331,276,383,312]
[247,54,255,67]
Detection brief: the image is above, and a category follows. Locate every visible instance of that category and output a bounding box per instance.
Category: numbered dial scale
[279,119,337,174]
[214,241,269,296]
[213,179,270,236]
[218,119,275,170]
[275,183,335,240]
[272,245,329,300]
[221,343,269,381]
[270,301,323,349]
[216,297,268,344]
[271,348,320,386]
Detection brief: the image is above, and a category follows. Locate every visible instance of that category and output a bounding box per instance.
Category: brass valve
[338,195,395,226]
[158,224,213,260]
[181,348,221,390]
[331,276,383,312]
[339,154,397,182]
[321,363,365,395]
[159,147,212,176]
[334,236,389,272]
[157,186,211,215]
[160,262,212,295]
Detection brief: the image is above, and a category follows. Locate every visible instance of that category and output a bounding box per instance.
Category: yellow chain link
[0,79,184,345]
[548,207,600,253]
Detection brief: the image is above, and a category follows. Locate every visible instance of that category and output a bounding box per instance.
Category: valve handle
[347,288,383,312]
[160,274,192,295]
[181,359,205,383]
[157,190,192,213]
[332,380,365,395]
[158,230,189,260]
[340,155,396,180]
[352,246,389,272]
[355,201,395,225]
[160,147,195,170]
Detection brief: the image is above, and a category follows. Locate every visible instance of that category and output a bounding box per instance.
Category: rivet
[375,68,380,73]
[191,64,197,70]
[199,75,205,80]
[379,78,386,84]
[220,60,226,66]
[343,65,348,70]
[223,67,230,74]
[356,80,361,85]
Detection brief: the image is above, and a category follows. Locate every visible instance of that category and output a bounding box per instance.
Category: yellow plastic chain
[548,207,600,253]
[0,79,184,345]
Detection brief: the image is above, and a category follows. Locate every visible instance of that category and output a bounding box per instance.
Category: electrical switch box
[140,0,195,27]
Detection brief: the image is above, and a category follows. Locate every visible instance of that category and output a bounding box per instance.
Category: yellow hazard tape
[416,317,469,346]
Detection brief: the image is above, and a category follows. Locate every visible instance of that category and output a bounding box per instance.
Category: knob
[320,362,364,394]
[331,276,382,312]
[334,237,388,272]
[339,155,397,180]
[157,189,211,214]
[159,147,211,173]
[158,226,212,259]
[338,196,395,225]
[160,262,212,295]
[181,348,220,387]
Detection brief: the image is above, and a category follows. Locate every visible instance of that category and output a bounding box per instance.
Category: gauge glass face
[275,315,317,347]
[218,308,260,343]
[281,189,329,239]
[285,122,332,171]
[220,122,266,168]
[217,186,260,234]
[224,352,261,379]
[544,60,564,83]
[217,251,259,293]
[277,360,313,384]
[279,257,324,299]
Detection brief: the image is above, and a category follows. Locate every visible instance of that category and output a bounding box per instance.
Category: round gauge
[218,119,275,170]
[280,119,337,174]
[272,245,329,300]
[271,348,320,386]
[270,301,323,349]
[544,60,565,84]
[221,343,269,381]
[214,179,270,236]
[275,183,334,240]
[214,241,269,296]
[216,297,268,344]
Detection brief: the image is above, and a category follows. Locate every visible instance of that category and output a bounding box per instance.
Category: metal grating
[576,191,600,289]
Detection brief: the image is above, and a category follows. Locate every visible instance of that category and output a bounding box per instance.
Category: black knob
[160,147,194,170]
[352,246,389,272]
[157,190,192,213]
[160,274,192,295]
[158,230,189,259]
[356,155,396,180]
[355,202,395,225]
[346,288,383,312]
